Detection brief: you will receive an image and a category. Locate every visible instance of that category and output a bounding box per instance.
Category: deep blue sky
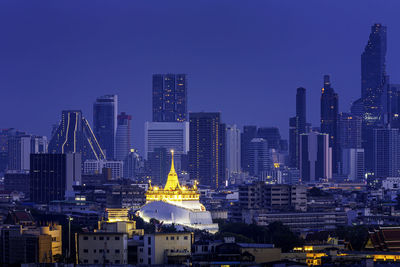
[1,0,400,153]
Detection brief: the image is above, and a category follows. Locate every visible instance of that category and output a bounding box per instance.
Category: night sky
[1,0,400,153]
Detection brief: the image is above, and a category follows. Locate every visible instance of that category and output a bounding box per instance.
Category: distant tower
[188,112,225,189]
[225,125,241,181]
[289,87,307,168]
[248,138,271,178]
[320,75,339,173]
[300,132,332,183]
[115,112,132,161]
[241,125,257,173]
[93,95,118,159]
[48,110,105,162]
[361,23,387,126]
[373,128,400,178]
[152,74,187,122]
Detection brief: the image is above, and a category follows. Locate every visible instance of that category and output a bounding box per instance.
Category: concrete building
[300,132,332,183]
[238,183,307,212]
[225,124,241,183]
[77,232,128,265]
[138,232,192,265]
[84,160,123,179]
[341,148,365,181]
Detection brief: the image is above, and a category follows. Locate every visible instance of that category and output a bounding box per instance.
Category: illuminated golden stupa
[145,150,201,206]
[138,150,218,233]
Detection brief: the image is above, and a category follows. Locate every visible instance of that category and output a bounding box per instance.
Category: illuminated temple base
[138,200,219,234]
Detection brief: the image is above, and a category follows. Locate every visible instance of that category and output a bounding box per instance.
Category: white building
[84,160,123,179]
[341,148,364,181]
[225,124,241,181]
[138,233,192,265]
[78,232,128,265]
[144,122,189,169]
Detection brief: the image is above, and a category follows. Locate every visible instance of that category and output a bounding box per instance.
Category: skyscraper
[373,127,400,178]
[30,153,81,203]
[257,127,282,150]
[93,95,118,159]
[144,121,189,171]
[289,87,307,168]
[48,110,105,162]
[300,132,332,183]
[241,125,257,173]
[338,113,362,150]
[320,75,339,173]
[115,112,132,161]
[225,125,241,180]
[152,74,187,122]
[361,23,387,126]
[188,112,225,189]
[248,138,271,178]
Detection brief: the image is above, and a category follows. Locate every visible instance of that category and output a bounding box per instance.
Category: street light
[67,215,73,260]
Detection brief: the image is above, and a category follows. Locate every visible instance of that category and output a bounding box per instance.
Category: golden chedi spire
[164,150,181,190]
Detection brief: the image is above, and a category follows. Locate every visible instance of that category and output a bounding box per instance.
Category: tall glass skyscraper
[93,95,118,159]
[115,112,132,161]
[289,87,307,168]
[361,23,387,125]
[152,74,187,122]
[320,75,339,173]
[188,112,225,189]
[48,110,106,162]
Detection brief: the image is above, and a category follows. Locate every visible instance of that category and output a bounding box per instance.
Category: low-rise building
[138,232,192,265]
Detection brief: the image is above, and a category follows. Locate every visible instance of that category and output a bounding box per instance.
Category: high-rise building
[225,125,241,181]
[84,159,123,180]
[152,74,187,122]
[241,125,258,173]
[361,23,387,126]
[147,147,169,185]
[341,148,365,181]
[30,153,81,203]
[320,75,339,173]
[289,87,307,168]
[8,135,31,171]
[144,122,189,171]
[257,127,282,150]
[300,132,332,183]
[93,95,118,159]
[338,113,362,150]
[188,112,225,189]
[248,138,271,178]
[48,110,106,162]
[115,112,132,161]
[373,127,400,178]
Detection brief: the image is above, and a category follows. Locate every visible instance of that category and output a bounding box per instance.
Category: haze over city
[2,0,400,152]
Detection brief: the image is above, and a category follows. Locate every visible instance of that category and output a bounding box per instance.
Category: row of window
[165,235,189,241]
[83,248,121,254]
[83,259,123,264]
[82,236,121,241]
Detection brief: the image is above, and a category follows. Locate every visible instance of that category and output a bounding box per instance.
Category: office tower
[30,135,48,153]
[350,98,364,117]
[320,75,339,173]
[338,113,362,149]
[124,149,144,179]
[342,148,365,181]
[115,112,132,161]
[373,128,400,178]
[257,127,282,150]
[300,132,332,183]
[241,125,257,173]
[225,125,241,181]
[48,110,105,162]
[7,135,31,171]
[144,122,189,170]
[152,74,187,122]
[296,87,307,134]
[248,138,271,178]
[93,94,118,159]
[4,172,30,199]
[188,112,225,189]
[147,147,169,185]
[289,87,307,168]
[84,159,123,180]
[361,24,387,126]
[388,84,400,127]
[30,153,81,203]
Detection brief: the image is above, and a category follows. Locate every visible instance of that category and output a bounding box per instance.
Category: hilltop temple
[138,151,219,233]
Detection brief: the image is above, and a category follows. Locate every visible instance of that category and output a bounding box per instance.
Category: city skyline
[2,1,400,153]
